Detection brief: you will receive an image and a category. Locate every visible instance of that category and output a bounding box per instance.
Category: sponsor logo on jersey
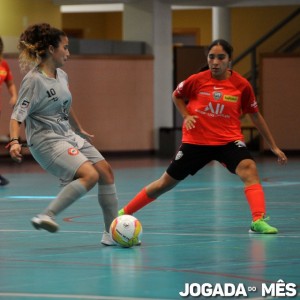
[213,92,222,100]
[20,98,30,108]
[196,101,230,119]
[251,101,258,109]
[213,86,223,90]
[68,147,79,156]
[175,150,183,160]
[223,95,238,102]
[0,70,8,77]
[234,140,246,148]
[176,81,185,95]
[198,91,210,96]
[205,102,225,114]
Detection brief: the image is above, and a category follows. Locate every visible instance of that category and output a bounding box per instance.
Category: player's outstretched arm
[69,107,94,141]
[6,80,17,107]
[249,112,287,165]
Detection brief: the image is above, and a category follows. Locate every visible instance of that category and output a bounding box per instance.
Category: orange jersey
[0,59,13,87]
[0,59,14,110]
[174,70,259,145]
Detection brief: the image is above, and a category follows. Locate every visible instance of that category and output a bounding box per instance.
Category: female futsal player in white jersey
[7,23,116,245]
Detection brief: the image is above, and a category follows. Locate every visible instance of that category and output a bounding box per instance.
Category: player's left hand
[78,129,94,142]
[272,148,287,165]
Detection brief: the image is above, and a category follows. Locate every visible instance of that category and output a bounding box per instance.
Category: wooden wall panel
[0,55,154,153]
[260,54,300,151]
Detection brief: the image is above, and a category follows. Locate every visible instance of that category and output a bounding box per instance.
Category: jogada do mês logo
[179,279,298,298]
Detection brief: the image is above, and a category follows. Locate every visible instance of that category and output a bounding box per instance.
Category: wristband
[10,138,19,142]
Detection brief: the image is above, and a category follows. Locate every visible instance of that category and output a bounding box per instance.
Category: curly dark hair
[18,23,66,72]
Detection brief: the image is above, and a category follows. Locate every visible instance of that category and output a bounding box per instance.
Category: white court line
[3,180,300,201]
[0,293,169,300]
[0,293,274,300]
[0,229,299,239]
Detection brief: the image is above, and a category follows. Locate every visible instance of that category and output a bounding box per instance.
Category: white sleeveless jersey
[11,67,85,168]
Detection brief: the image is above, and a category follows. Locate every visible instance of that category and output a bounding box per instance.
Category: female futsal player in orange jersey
[119,39,287,234]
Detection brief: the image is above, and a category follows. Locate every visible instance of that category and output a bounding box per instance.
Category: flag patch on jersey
[68,147,79,156]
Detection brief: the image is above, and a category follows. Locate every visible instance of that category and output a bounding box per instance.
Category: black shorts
[166,141,254,180]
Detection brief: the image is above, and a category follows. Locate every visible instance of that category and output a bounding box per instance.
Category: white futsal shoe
[101,231,116,246]
[101,231,141,246]
[31,214,59,233]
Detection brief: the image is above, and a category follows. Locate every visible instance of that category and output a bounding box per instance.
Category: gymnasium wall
[0,55,154,153]
[3,55,300,154]
[62,6,300,75]
[62,12,123,40]
[260,54,300,151]
[0,0,61,53]
[1,2,300,154]
[1,3,299,63]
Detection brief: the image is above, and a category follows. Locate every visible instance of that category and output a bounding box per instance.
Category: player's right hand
[184,115,198,130]
[9,143,23,163]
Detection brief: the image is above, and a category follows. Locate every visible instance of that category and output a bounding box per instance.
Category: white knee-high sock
[44,179,87,216]
[98,184,118,232]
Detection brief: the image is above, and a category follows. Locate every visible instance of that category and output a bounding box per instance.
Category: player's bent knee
[94,160,115,184]
[76,163,99,186]
[88,169,100,184]
[236,159,259,184]
[236,159,257,174]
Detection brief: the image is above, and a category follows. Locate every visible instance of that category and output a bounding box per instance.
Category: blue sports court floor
[0,154,299,299]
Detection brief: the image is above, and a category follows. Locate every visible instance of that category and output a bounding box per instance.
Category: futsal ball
[109,215,142,248]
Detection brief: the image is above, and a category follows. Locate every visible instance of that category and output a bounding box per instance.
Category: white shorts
[45,140,104,185]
